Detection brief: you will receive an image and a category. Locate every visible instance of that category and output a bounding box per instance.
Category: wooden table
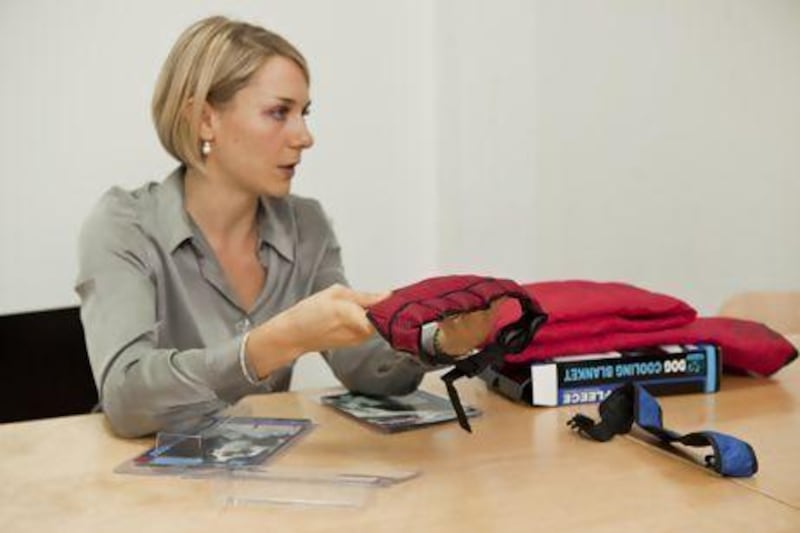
[2,364,798,532]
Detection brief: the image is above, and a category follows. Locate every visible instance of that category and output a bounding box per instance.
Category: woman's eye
[268,107,288,120]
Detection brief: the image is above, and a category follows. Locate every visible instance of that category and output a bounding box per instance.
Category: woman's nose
[291,119,314,149]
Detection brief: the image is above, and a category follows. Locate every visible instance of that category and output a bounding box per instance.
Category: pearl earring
[201,140,212,156]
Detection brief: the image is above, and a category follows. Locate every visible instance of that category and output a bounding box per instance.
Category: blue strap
[567,383,758,478]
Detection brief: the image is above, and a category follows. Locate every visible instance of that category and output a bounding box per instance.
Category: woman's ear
[185,97,217,142]
[198,101,217,142]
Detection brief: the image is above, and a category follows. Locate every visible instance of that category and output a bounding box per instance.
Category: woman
[76,16,494,438]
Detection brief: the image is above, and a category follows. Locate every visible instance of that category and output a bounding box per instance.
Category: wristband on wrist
[432,327,450,357]
[428,326,475,364]
[418,324,452,366]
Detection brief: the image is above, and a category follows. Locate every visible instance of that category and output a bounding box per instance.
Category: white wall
[0,0,437,315]
[435,0,800,314]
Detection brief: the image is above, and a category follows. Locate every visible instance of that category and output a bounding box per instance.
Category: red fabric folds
[494,281,797,376]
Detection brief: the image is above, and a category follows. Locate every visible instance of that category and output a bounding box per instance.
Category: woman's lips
[277,164,296,178]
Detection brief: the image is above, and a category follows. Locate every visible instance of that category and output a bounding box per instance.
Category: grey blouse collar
[156,166,295,263]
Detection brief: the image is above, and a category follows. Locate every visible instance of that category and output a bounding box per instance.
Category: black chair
[0,306,98,423]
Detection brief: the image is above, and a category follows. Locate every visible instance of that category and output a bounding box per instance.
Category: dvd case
[321,390,481,432]
[115,416,314,476]
[480,344,721,406]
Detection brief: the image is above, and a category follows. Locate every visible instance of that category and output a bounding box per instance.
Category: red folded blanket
[494,281,797,376]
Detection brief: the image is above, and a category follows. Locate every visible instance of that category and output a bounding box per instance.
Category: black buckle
[441,344,506,432]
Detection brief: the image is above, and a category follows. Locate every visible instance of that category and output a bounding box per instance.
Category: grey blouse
[76,167,430,437]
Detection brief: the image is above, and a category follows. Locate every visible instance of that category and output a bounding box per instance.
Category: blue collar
[568,382,758,478]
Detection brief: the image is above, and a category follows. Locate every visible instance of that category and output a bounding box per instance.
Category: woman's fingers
[285,284,389,352]
[338,299,377,337]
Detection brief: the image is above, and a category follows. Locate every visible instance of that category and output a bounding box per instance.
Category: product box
[479,344,721,406]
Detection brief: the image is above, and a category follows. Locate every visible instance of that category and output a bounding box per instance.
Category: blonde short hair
[152,16,309,171]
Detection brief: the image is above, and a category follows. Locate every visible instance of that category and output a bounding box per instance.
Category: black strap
[441,344,506,432]
[436,302,548,433]
[566,384,636,441]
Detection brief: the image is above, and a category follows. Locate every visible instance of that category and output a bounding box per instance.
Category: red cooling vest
[367,275,548,431]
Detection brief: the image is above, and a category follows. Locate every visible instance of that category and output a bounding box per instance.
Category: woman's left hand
[435,301,502,357]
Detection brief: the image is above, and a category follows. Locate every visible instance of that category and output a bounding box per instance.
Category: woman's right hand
[245,284,390,379]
